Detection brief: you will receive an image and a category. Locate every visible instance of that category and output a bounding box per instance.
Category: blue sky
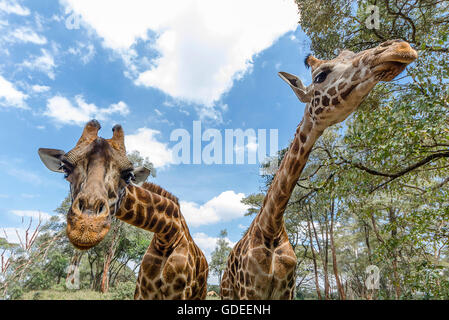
[0,0,312,274]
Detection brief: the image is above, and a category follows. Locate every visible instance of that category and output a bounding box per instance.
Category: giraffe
[207,290,219,298]
[38,120,208,299]
[220,39,418,300]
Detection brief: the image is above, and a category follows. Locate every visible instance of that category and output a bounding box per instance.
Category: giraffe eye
[314,71,329,84]
[121,170,135,184]
[60,162,73,178]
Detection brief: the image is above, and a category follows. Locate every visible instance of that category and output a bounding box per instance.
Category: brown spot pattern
[340,84,357,100]
[327,87,336,96]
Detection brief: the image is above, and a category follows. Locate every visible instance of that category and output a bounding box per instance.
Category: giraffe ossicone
[221,39,417,300]
[38,121,208,299]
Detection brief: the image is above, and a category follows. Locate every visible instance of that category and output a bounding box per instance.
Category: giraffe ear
[132,166,151,185]
[278,72,312,103]
[38,148,66,173]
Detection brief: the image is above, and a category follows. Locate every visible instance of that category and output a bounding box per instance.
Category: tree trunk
[320,213,330,299]
[100,224,120,293]
[330,199,346,300]
[363,223,372,265]
[66,251,82,289]
[110,258,131,286]
[388,208,402,299]
[88,255,96,289]
[306,216,322,300]
[323,234,330,299]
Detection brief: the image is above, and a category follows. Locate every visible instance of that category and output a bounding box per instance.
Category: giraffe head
[38,120,150,250]
[279,39,417,131]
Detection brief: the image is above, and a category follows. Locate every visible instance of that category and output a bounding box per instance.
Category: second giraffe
[220,40,418,299]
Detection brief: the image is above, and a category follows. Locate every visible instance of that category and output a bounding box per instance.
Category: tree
[210,230,232,286]
[128,150,157,178]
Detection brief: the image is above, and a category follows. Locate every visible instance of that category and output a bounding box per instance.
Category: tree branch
[340,151,449,192]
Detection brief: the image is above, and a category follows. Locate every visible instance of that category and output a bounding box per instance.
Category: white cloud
[0,19,8,29]
[98,101,129,117]
[32,84,50,93]
[10,210,51,221]
[235,135,258,154]
[125,128,173,169]
[1,209,52,244]
[1,225,52,245]
[20,193,39,198]
[1,227,25,244]
[8,27,47,44]
[68,41,96,64]
[180,191,249,227]
[44,95,129,125]
[193,232,235,261]
[21,49,56,79]
[0,74,28,109]
[0,0,30,16]
[0,159,46,186]
[61,0,298,110]
[6,167,42,185]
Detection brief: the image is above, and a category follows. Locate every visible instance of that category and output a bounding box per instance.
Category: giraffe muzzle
[66,197,112,250]
[372,40,418,81]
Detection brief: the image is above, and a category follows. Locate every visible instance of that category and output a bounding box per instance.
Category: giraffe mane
[141,182,179,206]
[304,53,312,69]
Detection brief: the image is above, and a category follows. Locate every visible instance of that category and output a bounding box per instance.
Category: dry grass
[21,287,221,300]
[21,287,114,300]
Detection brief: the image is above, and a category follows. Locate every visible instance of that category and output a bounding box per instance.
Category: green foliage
[128,150,157,178]
[207,284,220,294]
[110,281,136,300]
[241,193,264,217]
[0,237,19,250]
[21,286,115,300]
[7,283,24,300]
[25,269,52,291]
[209,230,232,285]
[46,251,70,284]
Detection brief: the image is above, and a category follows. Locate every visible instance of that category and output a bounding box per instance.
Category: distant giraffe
[38,121,208,299]
[207,290,219,298]
[221,40,418,299]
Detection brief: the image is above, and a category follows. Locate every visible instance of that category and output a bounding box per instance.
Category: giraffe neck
[257,108,322,237]
[115,184,184,247]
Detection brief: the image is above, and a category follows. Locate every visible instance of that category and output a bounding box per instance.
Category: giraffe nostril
[78,199,85,212]
[108,189,117,199]
[97,201,108,216]
[75,197,108,216]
